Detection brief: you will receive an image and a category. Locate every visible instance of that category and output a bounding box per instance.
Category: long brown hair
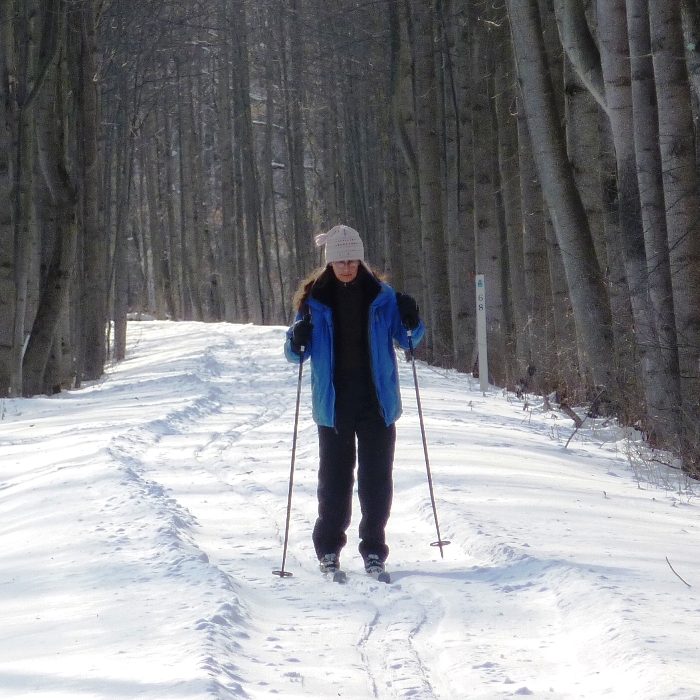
[292,266,327,312]
[291,262,388,312]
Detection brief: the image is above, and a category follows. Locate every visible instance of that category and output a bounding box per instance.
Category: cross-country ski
[332,570,348,584]
[370,571,391,584]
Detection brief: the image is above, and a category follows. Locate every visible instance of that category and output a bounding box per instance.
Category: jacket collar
[309,264,382,308]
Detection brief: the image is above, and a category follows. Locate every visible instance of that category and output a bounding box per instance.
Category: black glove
[291,315,313,353]
[396,293,420,330]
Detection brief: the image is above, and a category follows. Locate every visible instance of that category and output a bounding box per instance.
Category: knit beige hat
[315,224,365,264]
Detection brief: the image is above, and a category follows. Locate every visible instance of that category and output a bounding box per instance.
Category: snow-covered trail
[1,321,699,700]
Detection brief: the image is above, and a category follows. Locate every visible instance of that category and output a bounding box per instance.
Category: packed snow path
[1,321,700,700]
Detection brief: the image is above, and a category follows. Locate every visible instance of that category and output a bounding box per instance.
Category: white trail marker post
[476,275,489,393]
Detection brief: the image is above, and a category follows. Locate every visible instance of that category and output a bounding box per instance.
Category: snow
[1,320,699,700]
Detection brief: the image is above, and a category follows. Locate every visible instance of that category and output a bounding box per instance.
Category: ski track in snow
[1,321,700,699]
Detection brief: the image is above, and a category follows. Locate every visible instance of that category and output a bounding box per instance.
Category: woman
[284,224,424,577]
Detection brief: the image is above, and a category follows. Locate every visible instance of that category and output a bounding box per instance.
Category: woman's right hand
[291,315,313,352]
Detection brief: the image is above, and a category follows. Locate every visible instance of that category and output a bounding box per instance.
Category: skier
[284,224,424,580]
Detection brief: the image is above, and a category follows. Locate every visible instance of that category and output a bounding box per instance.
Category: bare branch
[666,557,692,587]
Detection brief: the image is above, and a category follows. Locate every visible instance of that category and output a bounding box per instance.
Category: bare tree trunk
[23,25,78,397]
[398,166,423,304]
[439,0,473,372]
[79,1,105,381]
[597,117,635,391]
[183,96,202,323]
[538,0,565,124]
[552,0,606,111]
[412,0,453,367]
[262,9,286,322]
[231,0,264,324]
[145,114,168,319]
[313,57,338,233]
[176,67,199,321]
[281,0,312,280]
[384,143,404,288]
[9,0,37,397]
[627,0,683,448]
[161,102,183,320]
[186,76,206,321]
[545,214,583,396]
[598,0,665,426]
[0,0,13,392]
[507,0,615,392]
[24,212,77,395]
[215,8,239,322]
[112,75,131,362]
[456,2,477,371]
[388,0,424,318]
[112,221,128,362]
[136,164,157,313]
[563,56,613,396]
[517,99,557,393]
[681,0,700,104]
[472,18,505,381]
[649,1,700,461]
[564,57,605,273]
[232,122,249,321]
[495,29,530,379]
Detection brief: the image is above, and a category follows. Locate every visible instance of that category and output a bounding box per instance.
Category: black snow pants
[312,370,396,563]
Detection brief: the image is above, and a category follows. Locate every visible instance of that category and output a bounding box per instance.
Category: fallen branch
[563,389,606,448]
[666,557,692,587]
[560,401,583,428]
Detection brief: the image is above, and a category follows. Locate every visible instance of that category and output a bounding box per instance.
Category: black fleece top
[333,272,370,373]
[309,264,381,380]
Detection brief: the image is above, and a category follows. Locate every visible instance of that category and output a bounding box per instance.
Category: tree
[506,0,615,392]
[411,0,454,367]
[650,1,700,465]
[626,0,682,447]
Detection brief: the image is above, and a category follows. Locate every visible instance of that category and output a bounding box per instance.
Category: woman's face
[331,260,360,283]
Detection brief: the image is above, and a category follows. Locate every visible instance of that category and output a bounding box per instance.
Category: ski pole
[407,330,450,558]
[272,345,306,579]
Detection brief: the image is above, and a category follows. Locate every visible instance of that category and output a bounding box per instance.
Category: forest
[2,0,700,475]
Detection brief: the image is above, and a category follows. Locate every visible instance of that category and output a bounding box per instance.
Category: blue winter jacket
[284,272,425,428]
